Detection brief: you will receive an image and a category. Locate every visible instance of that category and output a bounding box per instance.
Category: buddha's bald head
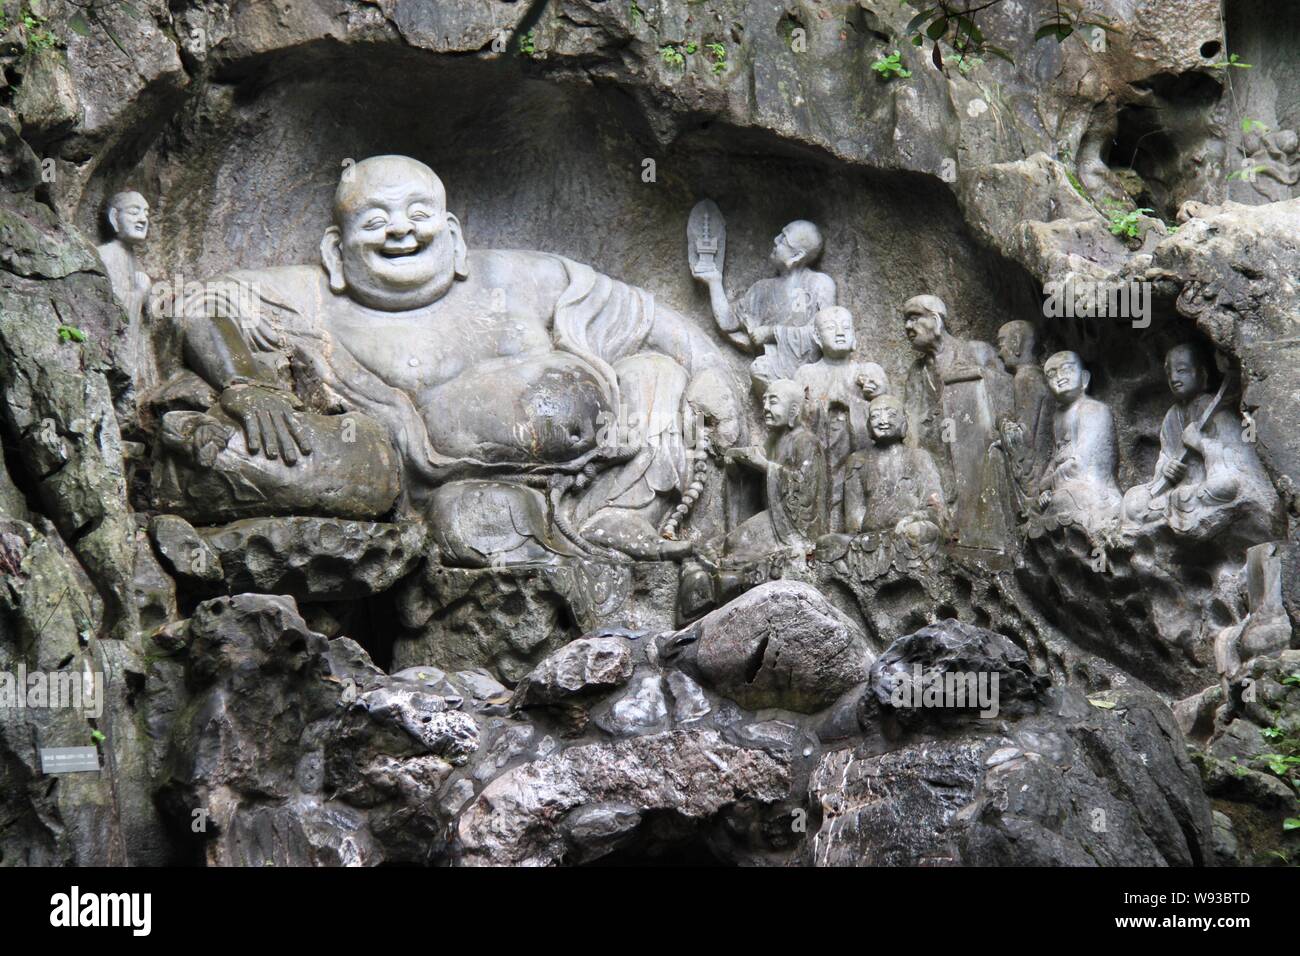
[333,156,446,226]
[322,155,467,311]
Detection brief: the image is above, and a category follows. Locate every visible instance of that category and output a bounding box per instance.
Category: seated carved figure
[843,395,946,561]
[716,379,828,561]
[1121,344,1283,546]
[162,155,739,563]
[1032,351,1121,532]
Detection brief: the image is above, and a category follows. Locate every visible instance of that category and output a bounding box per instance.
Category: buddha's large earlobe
[446,212,469,279]
[107,206,120,236]
[1081,369,1092,392]
[320,226,346,293]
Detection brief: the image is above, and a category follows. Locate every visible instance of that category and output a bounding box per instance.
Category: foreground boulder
[674,581,874,713]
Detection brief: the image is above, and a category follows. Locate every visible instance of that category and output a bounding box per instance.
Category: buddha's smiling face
[326,157,465,311]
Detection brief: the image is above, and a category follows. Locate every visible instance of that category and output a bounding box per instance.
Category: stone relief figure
[1237,128,1299,204]
[901,294,1014,552]
[794,306,873,531]
[842,394,947,566]
[692,217,836,399]
[715,379,828,561]
[1121,344,1284,546]
[1214,541,1293,708]
[163,155,740,561]
[96,190,158,398]
[1030,351,1121,532]
[995,319,1053,501]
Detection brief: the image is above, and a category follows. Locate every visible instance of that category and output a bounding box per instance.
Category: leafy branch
[902,0,1118,71]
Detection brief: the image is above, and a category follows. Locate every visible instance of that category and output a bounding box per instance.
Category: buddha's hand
[219,384,314,465]
[691,264,722,283]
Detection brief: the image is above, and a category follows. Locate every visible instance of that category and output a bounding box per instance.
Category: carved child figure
[794,306,872,529]
[1034,351,1122,531]
[693,220,836,398]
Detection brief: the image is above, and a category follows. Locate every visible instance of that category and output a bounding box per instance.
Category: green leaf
[68,12,91,36]
[955,16,983,45]
[906,9,936,36]
[926,16,948,41]
[90,729,106,744]
[912,34,924,46]
[1088,698,1117,709]
[1286,818,1300,831]
[984,45,1015,64]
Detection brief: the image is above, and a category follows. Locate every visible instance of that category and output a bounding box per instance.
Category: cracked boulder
[672,580,874,713]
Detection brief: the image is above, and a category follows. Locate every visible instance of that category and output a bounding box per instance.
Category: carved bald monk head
[770,220,823,272]
[1165,344,1209,404]
[997,320,1038,369]
[813,306,855,358]
[107,191,149,245]
[1043,351,1090,405]
[856,362,889,400]
[320,155,469,311]
[763,379,805,429]
[868,394,907,444]
[902,294,947,354]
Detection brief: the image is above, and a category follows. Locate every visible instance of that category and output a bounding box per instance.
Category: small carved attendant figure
[902,294,1013,551]
[718,379,828,560]
[96,191,158,395]
[1034,351,1121,531]
[794,306,871,529]
[843,395,946,549]
[855,362,890,405]
[1122,344,1284,545]
[996,319,1053,490]
[693,220,836,399]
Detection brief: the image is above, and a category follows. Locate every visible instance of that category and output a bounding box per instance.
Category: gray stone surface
[0,0,1295,870]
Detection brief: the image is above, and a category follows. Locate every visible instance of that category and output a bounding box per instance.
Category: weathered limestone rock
[198,516,425,602]
[868,619,1050,723]
[510,636,636,711]
[812,687,1213,866]
[456,729,792,866]
[684,581,873,713]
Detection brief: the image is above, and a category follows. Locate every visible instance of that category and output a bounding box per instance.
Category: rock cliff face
[0,0,1296,866]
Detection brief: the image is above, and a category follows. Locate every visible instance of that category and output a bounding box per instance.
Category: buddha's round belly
[422,352,611,463]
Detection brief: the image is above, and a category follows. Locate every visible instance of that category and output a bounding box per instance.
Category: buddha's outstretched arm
[182,312,280,391]
[181,312,312,463]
